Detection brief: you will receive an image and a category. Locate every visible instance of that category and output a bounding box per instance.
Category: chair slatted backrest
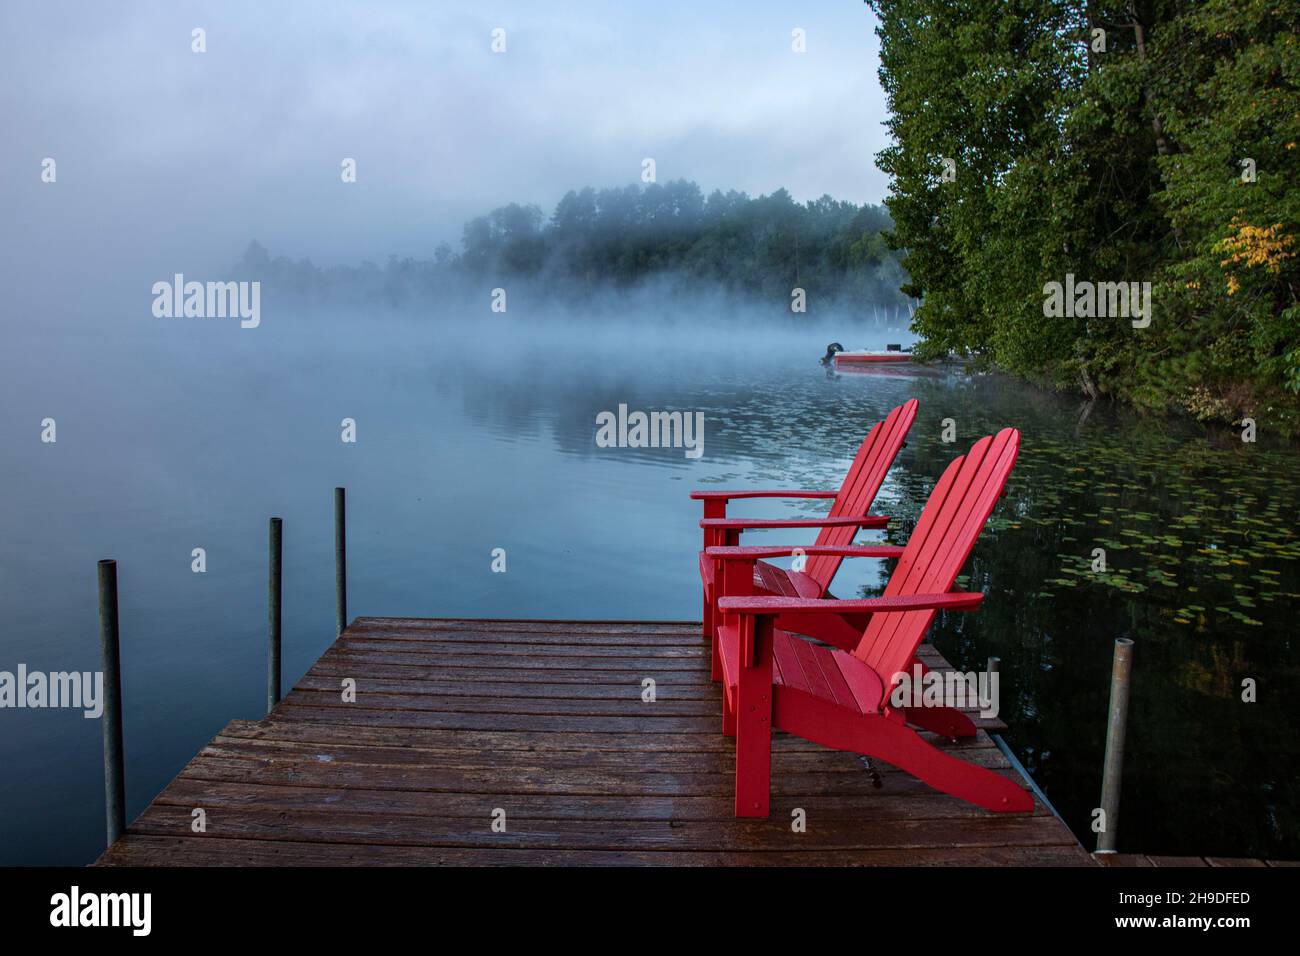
[804,399,918,592]
[854,428,1019,679]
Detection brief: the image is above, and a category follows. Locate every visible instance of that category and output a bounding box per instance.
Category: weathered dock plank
[96,618,1088,866]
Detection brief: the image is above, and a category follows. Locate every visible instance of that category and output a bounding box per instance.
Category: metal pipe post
[1097,638,1135,853]
[268,517,283,711]
[97,559,125,847]
[334,487,347,636]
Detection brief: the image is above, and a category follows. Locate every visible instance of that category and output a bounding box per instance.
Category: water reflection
[0,312,1295,861]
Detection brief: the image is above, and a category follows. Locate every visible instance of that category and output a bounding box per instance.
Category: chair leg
[702,583,713,643]
[710,614,723,683]
[722,684,736,737]
[772,689,1032,813]
[733,617,774,817]
[851,717,1032,813]
[704,586,724,682]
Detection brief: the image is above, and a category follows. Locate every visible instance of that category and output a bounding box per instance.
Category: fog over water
[1,0,889,280]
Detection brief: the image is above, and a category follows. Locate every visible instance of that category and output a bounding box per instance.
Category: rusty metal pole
[1096,638,1134,853]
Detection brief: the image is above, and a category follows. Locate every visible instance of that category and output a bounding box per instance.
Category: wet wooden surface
[97,618,1090,866]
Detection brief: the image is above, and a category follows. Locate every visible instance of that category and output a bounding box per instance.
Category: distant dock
[95,617,1090,866]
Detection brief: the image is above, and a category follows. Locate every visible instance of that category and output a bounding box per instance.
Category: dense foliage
[237,181,911,317]
[869,0,1299,431]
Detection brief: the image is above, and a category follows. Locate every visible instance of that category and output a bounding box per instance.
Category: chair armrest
[717,593,984,614]
[705,544,904,560]
[700,515,889,530]
[690,489,838,501]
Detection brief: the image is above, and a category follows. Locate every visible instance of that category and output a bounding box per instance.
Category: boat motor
[821,342,845,366]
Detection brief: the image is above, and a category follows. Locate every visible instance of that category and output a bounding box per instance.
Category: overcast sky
[2,1,889,274]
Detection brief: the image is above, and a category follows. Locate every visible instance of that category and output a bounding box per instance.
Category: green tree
[869,0,1299,429]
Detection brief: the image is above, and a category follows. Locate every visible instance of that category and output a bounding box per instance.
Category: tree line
[235,181,911,318]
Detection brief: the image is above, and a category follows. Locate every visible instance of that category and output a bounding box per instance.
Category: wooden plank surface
[96,617,1089,867]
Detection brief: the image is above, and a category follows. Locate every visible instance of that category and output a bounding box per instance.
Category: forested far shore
[869,0,1299,434]
[231,180,913,320]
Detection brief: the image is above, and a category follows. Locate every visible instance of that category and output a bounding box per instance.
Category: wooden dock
[96,618,1091,866]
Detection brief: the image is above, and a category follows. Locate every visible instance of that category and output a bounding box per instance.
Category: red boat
[834,349,914,365]
[821,343,915,366]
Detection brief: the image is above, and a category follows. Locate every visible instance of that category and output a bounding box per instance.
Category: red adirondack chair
[712,428,1034,817]
[692,399,917,671]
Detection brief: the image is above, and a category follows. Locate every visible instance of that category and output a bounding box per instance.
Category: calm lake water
[2,306,1297,864]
